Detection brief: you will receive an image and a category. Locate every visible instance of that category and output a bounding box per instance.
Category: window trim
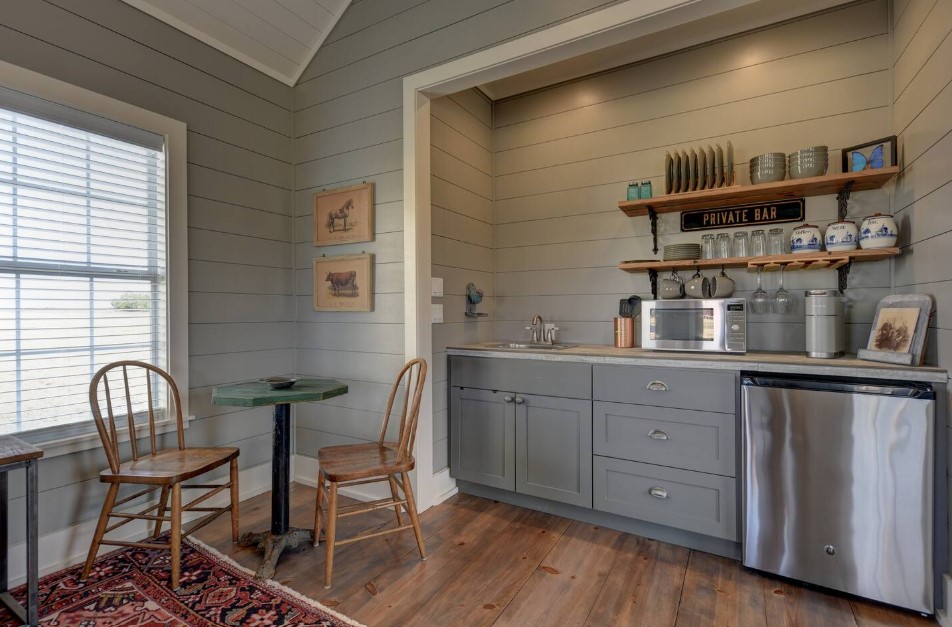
[0,59,188,455]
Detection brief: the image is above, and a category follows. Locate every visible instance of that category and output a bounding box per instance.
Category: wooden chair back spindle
[377,358,427,463]
[89,360,186,473]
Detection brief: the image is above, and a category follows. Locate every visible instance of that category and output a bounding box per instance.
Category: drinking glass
[751,267,770,314]
[701,234,715,260]
[716,233,731,259]
[772,265,794,314]
[768,228,786,255]
[732,231,749,258]
[750,229,766,257]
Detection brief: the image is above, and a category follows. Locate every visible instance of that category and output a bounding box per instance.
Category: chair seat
[100,447,239,485]
[318,442,414,482]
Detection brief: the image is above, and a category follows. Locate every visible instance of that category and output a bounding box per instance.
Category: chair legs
[81,483,120,580]
[313,470,325,546]
[323,480,338,588]
[229,458,240,543]
[153,487,169,539]
[170,483,182,589]
[401,472,426,561]
[387,475,404,525]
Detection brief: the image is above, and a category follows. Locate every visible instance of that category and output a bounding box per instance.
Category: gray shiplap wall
[888,0,952,563]
[431,90,494,473]
[493,0,894,352]
[291,0,628,464]
[0,0,293,542]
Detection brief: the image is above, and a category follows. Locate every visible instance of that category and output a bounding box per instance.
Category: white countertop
[446,343,949,383]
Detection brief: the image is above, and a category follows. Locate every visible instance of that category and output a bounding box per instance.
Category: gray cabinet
[593,364,735,413]
[449,356,594,508]
[517,394,592,507]
[450,388,514,491]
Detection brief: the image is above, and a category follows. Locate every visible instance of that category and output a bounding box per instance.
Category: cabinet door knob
[649,486,669,499]
[648,429,670,441]
[646,380,669,392]
[514,397,524,405]
[503,395,513,403]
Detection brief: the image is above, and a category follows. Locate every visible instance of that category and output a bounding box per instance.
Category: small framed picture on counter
[857,294,932,366]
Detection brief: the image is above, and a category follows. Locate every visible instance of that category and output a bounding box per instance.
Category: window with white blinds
[0,104,169,438]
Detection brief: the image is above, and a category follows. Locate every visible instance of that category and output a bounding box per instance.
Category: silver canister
[804,289,845,358]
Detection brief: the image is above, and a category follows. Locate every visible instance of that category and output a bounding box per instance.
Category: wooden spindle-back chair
[313,358,428,587]
[82,361,240,589]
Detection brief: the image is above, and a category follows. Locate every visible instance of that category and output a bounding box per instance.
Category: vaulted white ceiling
[120,0,351,86]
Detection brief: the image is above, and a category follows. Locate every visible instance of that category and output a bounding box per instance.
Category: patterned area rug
[0,538,364,626]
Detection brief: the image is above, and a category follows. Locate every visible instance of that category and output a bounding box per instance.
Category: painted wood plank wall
[291,0,629,463]
[888,0,952,570]
[0,0,294,543]
[492,0,894,352]
[430,90,494,472]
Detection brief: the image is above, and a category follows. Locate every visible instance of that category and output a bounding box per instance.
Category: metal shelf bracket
[648,268,659,300]
[647,207,659,255]
[837,261,853,293]
[836,180,854,221]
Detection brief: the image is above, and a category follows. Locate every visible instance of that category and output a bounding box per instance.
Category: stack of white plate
[749,153,786,184]
[663,243,701,261]
[788,146,828,179]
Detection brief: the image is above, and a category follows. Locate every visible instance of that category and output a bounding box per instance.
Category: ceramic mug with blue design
[825,220,859,252]
[790,223,823,254]
[859,213,898,249]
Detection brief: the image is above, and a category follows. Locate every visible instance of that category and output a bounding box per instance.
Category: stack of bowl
[788,146,828,179]
[749,153,786,184]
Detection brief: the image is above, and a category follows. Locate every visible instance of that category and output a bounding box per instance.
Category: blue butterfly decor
[851,143,885,171]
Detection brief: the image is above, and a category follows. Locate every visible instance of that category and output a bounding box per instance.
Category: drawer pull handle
[649,486,669,500]
[514,397,524,405]
[504,395,513,403]
[646,380,669,392]
[648,429,670,441]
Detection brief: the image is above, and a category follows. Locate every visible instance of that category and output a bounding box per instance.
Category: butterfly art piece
[842,136,896,174]
[851,144,884,171]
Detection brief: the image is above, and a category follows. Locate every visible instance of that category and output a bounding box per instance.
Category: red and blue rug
[0,538,363,626]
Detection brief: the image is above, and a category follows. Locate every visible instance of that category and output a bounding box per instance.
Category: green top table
[211,377,347,579]
[211,378,348,407]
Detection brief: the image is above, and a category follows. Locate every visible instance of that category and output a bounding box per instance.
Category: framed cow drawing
[313,182,374,246]
[313,253,374,312]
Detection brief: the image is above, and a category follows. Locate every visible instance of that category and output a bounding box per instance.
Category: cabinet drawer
[594,402,735,476]
[593,456,737,541]
[451,356,592,399]
[593,365,735,413]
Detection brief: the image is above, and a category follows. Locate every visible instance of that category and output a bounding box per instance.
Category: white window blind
[0,102,169,438]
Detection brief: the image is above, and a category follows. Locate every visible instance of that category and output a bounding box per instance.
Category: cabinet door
[450,387,515,490]
[516,394,593,507]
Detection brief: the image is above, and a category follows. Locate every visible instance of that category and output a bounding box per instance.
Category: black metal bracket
[836,180,854,221]
[648,268,659,300]
[837,261,852,293]
[647,207,659,255]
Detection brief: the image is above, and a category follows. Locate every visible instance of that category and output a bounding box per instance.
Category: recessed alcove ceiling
[479,0,856,100]
[119,0,352,85]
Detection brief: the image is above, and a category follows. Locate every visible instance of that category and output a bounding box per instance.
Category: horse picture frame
[313,181,375,246]
[313,253,374,312]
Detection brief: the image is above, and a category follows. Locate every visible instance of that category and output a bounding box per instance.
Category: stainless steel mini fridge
[742,374,935,613]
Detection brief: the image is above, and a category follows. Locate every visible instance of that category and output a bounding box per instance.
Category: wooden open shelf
[618,167,899,217]
[618,248,900,274]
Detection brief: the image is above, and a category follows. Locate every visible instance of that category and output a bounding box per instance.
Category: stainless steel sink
[490,342,577,350]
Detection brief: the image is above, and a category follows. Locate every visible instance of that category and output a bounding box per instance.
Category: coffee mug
[660,271,684,299]
[710,269,735,298]
[684,270,711,299]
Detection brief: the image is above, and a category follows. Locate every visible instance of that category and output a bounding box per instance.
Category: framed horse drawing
[313,181,375,246]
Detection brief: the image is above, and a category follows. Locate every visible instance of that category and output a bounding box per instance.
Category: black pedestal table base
[238,528,314,580]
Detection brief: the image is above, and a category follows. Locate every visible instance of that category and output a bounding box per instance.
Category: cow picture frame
[313,182,374,246]
[313,253,374,312]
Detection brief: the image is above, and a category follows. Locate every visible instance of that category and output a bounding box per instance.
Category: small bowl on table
[260,376,301,390]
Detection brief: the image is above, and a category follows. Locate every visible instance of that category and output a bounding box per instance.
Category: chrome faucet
[526,314,559,344]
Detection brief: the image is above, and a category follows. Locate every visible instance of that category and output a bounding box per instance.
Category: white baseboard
[5,460,272,587]
[428,468,458,507]
[939,575,952,626]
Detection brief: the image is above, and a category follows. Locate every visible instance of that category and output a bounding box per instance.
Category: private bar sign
[680,199,805,232]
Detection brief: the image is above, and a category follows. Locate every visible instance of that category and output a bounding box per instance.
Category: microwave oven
[641,298,747,353]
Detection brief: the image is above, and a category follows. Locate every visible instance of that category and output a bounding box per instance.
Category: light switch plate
[431,303,444,323]
[431,277,444,297]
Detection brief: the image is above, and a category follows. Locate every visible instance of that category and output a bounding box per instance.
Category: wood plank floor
[193,484,936,627]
